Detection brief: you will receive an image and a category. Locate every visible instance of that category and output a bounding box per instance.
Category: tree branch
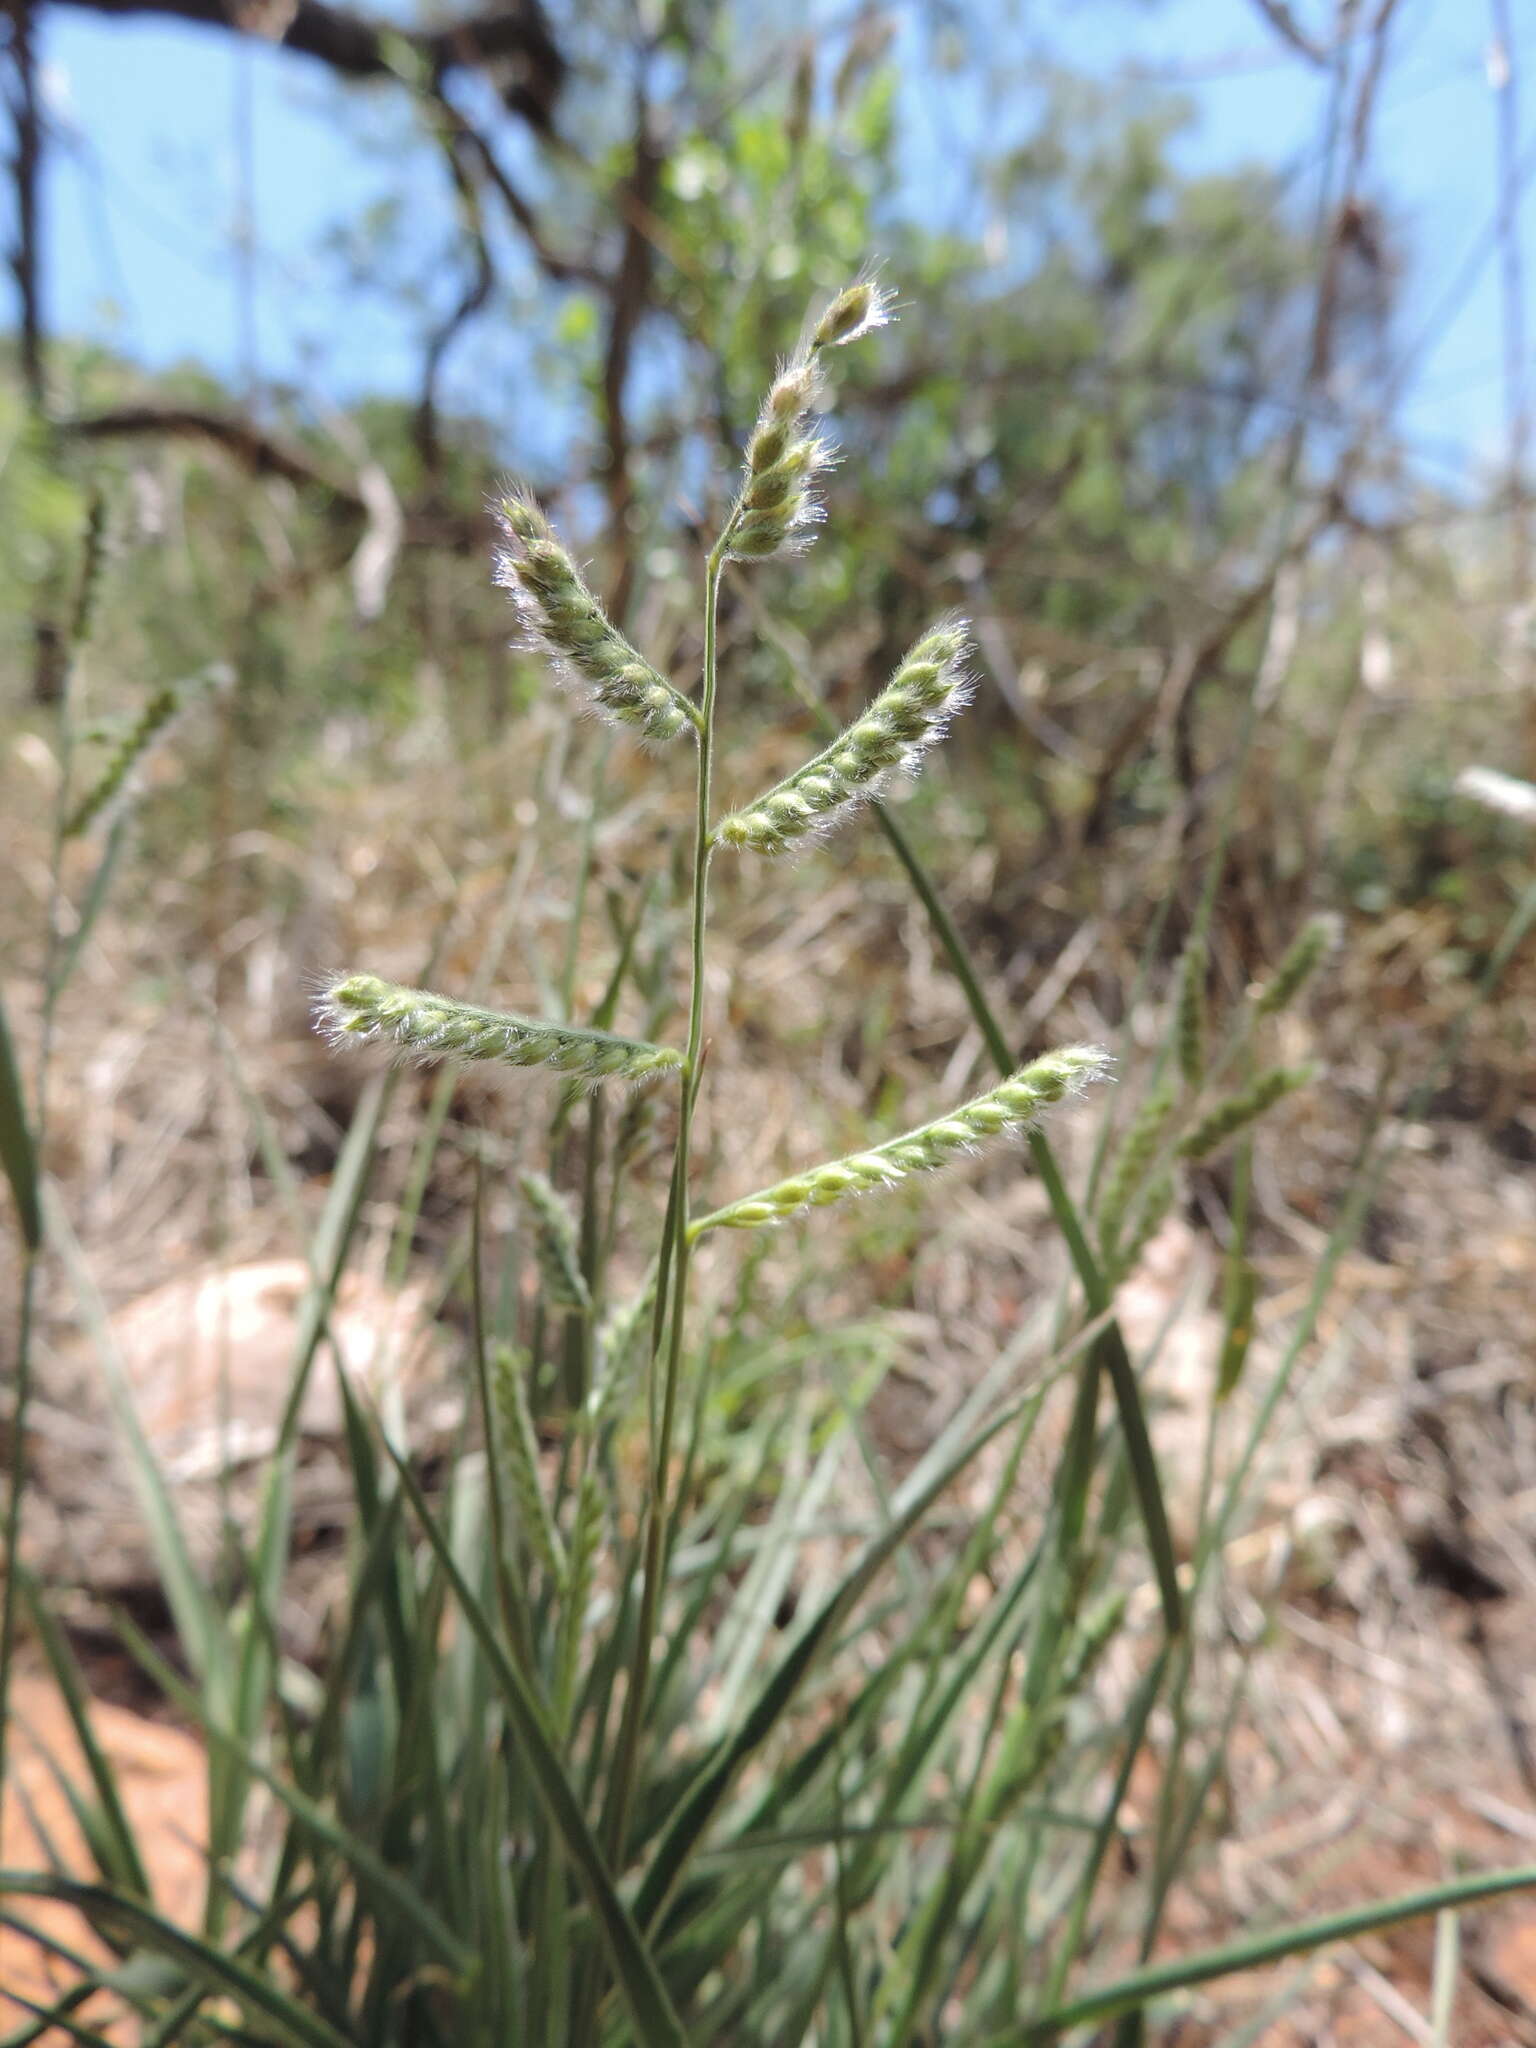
[598,81,663,619]
[4,0,44,407]
[430,85,604,286]
[414,125,495,478]
[50,0,567,128]
[63,402,362,504]
[57,403,487,552]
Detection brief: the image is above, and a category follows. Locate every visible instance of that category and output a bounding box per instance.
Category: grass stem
[603,531,730,1870]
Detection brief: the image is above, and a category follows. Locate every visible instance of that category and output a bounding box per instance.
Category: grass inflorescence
[1177,1061,1319,1159]
[493,490,698,743]
[8,267,1534,2048]
[715,623,973,852]
[693,1047,1109,1233]
[316,972,684,1084]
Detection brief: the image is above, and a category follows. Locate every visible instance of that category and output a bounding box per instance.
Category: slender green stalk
[1037,1647,1170,2013]
[603,530,730,1869]
[888,813,1182,1632]
[771,658,1182,1633]
[0,1249,40,1810]
[1008,1861,1536,2043]
[1,579,82,1822]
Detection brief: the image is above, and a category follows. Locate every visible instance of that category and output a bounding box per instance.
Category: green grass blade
[16,1574,150,1899]
[43,1190,219,1680]
[1037,1647,1169,2013]
[241,1069,394,1755]
[2,1988,123,2048]
[634,1376,1052,1932]
[0,1949,116,2048]
[50,815,129,1004]
[0,1874,357,2048]
[1027,1129,1183,1636]
[106,1605,475,1981]
[0,987,40,1250]
[701,1808,1097,1862]
[380,1433,689,2048]
[866,790,1184,1636]
[1008,1862,1536,2042]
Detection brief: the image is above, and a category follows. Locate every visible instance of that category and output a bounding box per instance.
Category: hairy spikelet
[1097,1075,1178,1257]
[726,356,831,563]
[809,275,896,352]
[723,276,894,565]
[555,1467,603,1737]
[1110,1169,1176,1281]
[316,974,684,1085]
[490,1344,566,1584]
[519,1170,591,1314]
[1251,912,1342,1019]
[492,491,697,744]
[693,1046,1109,1235]
[595,1281,655,1412]
[1174,937,1207,1090]
[1177,1063,1317,1160]
[65,664,229,839]
[715,623,972,853]
[70,493,109,649]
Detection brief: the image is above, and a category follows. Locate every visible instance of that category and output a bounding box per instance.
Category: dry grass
[5,670,1536,2040]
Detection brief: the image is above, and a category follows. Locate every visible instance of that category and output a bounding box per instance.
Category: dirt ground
[4,718,1535,2043]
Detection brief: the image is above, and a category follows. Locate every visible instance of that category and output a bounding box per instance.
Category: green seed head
[1252,913,1343,1019]
[810,277,896,351]
[715,621,973,854]
[1177,1063,1317,1160]
[694,1046,1110,1235]
[747,418,793,471]
[1174,938,1207,1090]
[1097,1075,1179,1259]
[493,487,696,745]
[64,666,228,839]
[317,973,684,1087]
[505,494,554,544]
[744,461,803,513]
[726,350,834,564]
[768,359,822,418]
[519,1171,592,1315]
[328,973,390,1032]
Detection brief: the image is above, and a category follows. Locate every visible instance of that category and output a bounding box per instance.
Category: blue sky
[37,0,1533,491]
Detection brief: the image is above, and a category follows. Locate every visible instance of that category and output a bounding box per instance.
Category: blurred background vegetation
[9,0,1536,936]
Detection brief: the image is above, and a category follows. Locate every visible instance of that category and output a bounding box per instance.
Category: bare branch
[431,87,604,286]
[1246,0,1328,68]
[57,403,487,555]
[61,403,364,507]
[599,84,664,619]
[414,127,495,479]
[5,0,63,701]
[49,0,566,128]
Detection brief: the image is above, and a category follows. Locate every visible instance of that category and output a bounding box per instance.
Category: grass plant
[4,276,1536,2048]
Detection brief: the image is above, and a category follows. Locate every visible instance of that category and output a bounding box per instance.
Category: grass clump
[5,272,1536,2048]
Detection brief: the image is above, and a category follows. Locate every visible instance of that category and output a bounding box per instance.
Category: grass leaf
[0,987,39,1250]
[0,1875,356,2048]
[1009,1862,1536,2041]
[380,1430,690,2048]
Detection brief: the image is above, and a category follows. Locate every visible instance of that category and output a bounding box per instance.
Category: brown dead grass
[3,695,1535,2041]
